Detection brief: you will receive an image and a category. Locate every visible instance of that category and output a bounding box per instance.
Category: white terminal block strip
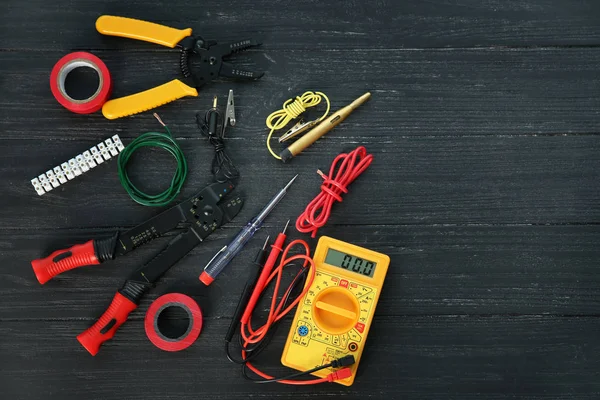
[31,135,125,196]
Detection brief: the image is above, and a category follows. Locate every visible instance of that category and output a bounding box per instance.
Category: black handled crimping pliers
[31,181,243,355]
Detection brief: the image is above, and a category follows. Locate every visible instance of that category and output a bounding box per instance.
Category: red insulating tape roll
[144,293,203,352]
[50,52,112,114]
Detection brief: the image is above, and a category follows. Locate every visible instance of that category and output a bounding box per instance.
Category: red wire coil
[296,146,374,238]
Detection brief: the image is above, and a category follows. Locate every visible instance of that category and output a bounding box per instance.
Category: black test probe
[225,236,270,346]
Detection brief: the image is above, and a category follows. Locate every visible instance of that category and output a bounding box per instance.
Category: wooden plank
[5,134,600,229]
[2,316,600,399]
[3,0,600,398]
[2,48,600,138]
[2,0,600,50]
[2,225,599,320]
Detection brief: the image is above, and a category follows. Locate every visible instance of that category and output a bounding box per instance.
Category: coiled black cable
[196,105,240,183]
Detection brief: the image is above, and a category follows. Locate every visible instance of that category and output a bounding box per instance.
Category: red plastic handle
[240,233,286,324]
[31,240,100,284]
[77,292,138,356]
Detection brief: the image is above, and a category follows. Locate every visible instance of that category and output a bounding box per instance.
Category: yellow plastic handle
[102,79,198,120]
[96,15,192,48]
[314,301,357,320]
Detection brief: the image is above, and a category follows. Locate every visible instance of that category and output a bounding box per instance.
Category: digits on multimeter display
[324,248,377,277]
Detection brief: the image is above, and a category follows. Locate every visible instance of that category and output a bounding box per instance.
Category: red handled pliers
[32,181,243,355]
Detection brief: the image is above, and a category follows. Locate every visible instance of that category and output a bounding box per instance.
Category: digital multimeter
[281,236,390,386]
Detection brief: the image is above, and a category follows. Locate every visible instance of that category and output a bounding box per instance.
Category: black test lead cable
[242,355,356,384]
[223,233,306,365]
[225,236,270,364]
[196,95,240,183]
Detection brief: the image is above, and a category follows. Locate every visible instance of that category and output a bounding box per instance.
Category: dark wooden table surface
[2,1,600,399]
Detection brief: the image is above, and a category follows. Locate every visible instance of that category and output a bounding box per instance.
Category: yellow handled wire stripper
[96,16,264,119]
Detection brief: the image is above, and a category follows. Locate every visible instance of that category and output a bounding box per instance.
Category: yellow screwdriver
[279,92,371,162]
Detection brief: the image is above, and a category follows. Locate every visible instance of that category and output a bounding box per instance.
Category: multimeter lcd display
[324,248,377,277]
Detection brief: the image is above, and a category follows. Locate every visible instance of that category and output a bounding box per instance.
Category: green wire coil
[117,124,188,207]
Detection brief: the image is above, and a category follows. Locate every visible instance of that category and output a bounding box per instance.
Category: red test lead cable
[296,146,373,238]
[239,239,328,385]
[239,220,290,326]
[240,239,314,346]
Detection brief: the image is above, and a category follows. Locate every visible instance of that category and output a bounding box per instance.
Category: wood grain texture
[1,225,599,320]
[3,48,600,138]
[2,0,600,50]
[1,0,600,399]
[2,316,600,399]
[3,135,599,228]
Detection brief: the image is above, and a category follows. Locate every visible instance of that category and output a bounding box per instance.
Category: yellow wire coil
[265,91,330,159]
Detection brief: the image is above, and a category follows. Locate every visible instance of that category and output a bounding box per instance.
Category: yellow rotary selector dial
[312,287,360,335]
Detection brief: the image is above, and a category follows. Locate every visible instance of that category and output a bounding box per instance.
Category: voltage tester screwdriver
[199,175,298,285]
[280,92,371,162]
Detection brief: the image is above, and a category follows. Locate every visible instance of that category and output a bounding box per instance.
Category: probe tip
[283,219,290,234]
[285,174,299,189]
[262,235,270,250]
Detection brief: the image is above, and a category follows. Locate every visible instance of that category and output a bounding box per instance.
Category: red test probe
[224,221,291,352]
[224,236,270,345]
[240,220,290,326]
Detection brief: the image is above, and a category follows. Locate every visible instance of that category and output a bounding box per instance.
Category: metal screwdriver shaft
[199,175,298,285]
